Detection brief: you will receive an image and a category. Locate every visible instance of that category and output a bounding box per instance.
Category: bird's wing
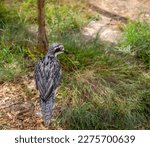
[34,61,46,97]
[34,57,61,100]
[44,59,61,100]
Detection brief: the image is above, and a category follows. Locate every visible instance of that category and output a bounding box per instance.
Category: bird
[34,43,65,127]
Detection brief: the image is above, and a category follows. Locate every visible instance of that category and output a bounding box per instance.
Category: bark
[37,0,48,52]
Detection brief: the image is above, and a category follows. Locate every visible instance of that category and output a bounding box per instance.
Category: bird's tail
[40,93,55,127]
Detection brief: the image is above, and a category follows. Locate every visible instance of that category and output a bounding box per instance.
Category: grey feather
[40,92,55,126]
[34,43,64,126]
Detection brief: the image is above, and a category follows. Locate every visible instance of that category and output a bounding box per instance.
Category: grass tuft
[121,21,150,67]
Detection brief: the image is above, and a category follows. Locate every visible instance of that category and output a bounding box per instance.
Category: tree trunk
[37,0,48,53]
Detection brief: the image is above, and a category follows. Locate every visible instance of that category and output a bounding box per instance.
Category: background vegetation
[0,0,150,129]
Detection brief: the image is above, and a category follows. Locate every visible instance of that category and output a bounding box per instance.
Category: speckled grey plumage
[34,44,63,126]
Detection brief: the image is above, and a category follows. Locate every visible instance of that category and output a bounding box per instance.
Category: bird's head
[48,43,65,57]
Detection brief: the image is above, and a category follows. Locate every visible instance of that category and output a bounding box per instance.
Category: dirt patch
[82,0,150,44]
[89,0,150,21]
[0,73,62,130]
[82,16,122,43]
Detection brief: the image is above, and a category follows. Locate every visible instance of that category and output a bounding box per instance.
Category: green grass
[0,0,150,130]
[0,44,29,82]
[0,1,38,82]
[55,49,150,129]
[0,0,91,81]
[121,21,150,67]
